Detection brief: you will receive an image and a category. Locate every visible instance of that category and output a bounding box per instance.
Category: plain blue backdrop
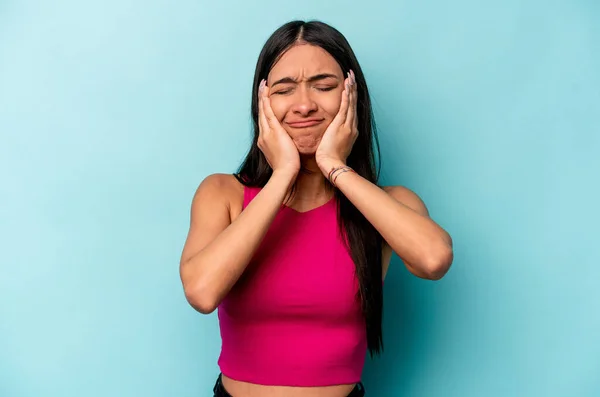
[1,1,599,396]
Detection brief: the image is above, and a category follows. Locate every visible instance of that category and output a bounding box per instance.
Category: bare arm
[179,171,296,314]
[314,70,453,280]
[334,171,453,280]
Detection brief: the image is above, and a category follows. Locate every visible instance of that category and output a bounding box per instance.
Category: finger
[262,87,280,130]
[258,80,269,135]
[351,72,359,132]
[334,77,351,125]
[345,74,356,129]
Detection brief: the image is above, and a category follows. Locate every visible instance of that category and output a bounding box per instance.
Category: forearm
[181,171,296,312]
[333,169,452,277]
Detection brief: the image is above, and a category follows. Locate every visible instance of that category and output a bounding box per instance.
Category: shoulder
[194,173,242,197]
[383,185,430,217]
[192,173,244,216]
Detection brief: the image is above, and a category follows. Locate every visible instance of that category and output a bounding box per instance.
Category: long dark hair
[235,20,384,356]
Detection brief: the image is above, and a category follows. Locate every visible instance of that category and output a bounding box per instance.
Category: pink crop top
[217,185,367,386]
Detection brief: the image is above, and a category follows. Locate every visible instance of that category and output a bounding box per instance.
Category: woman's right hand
[257,79,300,178]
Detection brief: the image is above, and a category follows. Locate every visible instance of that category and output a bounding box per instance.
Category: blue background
[1,1,599,396]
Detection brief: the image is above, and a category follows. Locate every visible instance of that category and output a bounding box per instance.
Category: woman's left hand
[315,70,359,176]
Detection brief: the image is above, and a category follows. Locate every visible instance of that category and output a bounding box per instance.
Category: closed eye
[273,86,337,95]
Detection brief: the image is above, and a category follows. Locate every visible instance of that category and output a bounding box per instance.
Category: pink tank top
[217,185,367,386]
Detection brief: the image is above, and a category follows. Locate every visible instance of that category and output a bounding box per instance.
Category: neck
[286,155,333,205]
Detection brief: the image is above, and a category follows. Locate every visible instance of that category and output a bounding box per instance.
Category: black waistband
[213,374,365,396]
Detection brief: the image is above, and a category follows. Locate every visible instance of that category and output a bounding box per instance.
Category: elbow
[180,258,220,314]
[425,245,454,281]
[183,285,219,315]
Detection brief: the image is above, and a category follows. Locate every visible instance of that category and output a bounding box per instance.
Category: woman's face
[267,44,345,154]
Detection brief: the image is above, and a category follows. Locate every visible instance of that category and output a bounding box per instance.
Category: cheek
[268,97,288,121]
[323,92,343,117]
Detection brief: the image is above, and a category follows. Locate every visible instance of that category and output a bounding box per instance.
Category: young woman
[180,20,453,397]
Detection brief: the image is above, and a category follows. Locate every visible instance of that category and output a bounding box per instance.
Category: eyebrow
[270,73,339,87]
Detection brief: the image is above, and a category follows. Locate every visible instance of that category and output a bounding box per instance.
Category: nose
[290,86,318,116]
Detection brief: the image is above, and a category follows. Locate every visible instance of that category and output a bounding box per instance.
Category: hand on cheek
[315,70,359,176]
[256,79,301,176]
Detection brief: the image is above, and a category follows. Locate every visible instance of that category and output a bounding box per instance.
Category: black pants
[213,374,365,396]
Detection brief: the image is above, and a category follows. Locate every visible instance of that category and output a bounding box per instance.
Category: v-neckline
[283,196,335,214]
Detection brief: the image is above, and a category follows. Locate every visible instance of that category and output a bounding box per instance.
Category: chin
[296,146,318,156]
[292,137,321,155]
[288,128,324,155]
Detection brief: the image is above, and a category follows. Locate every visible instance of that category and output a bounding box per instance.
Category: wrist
[329,165,356,187]
[270,168,298,186]
[318,159,346,177]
